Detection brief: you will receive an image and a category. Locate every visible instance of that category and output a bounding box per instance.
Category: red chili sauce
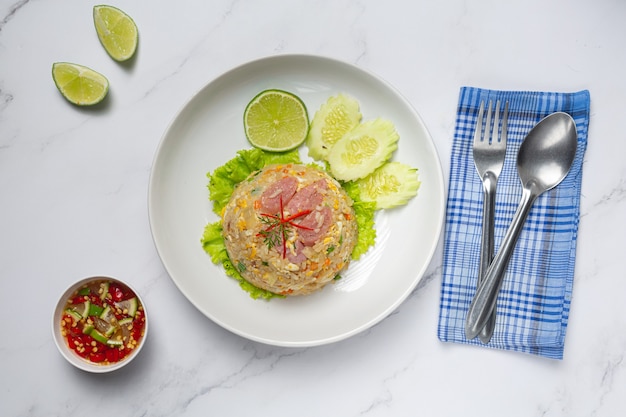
[60,279,145,365]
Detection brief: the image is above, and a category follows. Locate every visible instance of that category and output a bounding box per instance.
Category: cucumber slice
[354,162,420,209]
[328,118,399,181]
[115,297,138,317]
[306,94,362,161]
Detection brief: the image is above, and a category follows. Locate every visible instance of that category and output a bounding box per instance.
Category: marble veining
[2,0,626,416]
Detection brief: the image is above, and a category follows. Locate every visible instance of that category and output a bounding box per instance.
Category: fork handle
[477,173,498,343]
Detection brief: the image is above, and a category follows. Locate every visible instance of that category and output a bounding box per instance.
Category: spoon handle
[465,187,537,340]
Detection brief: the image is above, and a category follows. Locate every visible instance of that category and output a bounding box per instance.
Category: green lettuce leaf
[208,148,301,215]
[342,181,377,260]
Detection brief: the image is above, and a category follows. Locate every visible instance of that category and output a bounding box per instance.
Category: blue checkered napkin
[437,87,590,359]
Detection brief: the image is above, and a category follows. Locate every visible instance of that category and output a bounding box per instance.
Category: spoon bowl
[517,113,578,191]
[465,112,578,340]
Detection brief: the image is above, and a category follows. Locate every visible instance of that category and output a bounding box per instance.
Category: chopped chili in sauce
[60,279,146,366]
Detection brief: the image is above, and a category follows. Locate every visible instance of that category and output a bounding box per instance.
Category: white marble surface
[1,0,625,415]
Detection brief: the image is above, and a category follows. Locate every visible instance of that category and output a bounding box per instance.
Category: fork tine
[473,100,485,145]
[492,100,500,144]
[501,101,509,145]
[484,100,493,143]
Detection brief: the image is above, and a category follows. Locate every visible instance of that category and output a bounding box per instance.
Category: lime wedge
[243,89,309,152]
[52,62,109,106]
[93,5,138,62]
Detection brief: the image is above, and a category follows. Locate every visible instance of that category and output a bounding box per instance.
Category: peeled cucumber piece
[306,94,362,161]
[354,162,420,209]
[328,118,399,181]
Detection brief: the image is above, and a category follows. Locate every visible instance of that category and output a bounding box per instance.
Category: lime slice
[243,89,309,152]
[52,62,109,106]
[93,5,138,62]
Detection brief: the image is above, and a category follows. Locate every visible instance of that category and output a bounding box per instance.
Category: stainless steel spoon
[464,112,578,340]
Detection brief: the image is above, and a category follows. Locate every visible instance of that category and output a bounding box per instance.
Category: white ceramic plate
[149,55,445,347]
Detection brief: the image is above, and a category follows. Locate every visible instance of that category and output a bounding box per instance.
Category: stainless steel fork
[466,99,509,343]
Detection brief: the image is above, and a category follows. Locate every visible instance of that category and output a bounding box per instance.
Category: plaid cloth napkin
[437,87,590,359]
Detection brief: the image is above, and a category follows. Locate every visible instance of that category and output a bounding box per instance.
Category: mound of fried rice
[221,164,358,296]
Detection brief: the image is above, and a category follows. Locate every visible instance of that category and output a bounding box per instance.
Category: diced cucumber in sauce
[306,94,362,161]
[88,303,104,317]
[106,339,124,346]
[99,306,113,321]
[82,323,95,335]
[118,317,133,326]
[99,281,110,300]
[328,118,399,181]
[115,297,138,317]
[90,329,109,344]
[68,300,90,318]
[93,316,116,336]
[354,162,420,209]
[64,309,82,322]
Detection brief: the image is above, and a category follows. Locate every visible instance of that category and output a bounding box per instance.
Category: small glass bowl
[52,275,149,373]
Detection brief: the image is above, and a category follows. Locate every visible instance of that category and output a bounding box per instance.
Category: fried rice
[221,163,358,296]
